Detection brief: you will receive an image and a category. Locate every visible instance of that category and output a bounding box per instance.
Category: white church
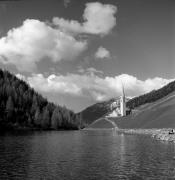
[106,84,130,118]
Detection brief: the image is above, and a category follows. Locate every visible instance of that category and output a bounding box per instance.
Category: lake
[0,130,175,179]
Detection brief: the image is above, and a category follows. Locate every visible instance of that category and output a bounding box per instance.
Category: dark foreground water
[0,130,175,180]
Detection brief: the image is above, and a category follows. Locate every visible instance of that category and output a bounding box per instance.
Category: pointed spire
[120,81,126,116]
[121,81,125,97]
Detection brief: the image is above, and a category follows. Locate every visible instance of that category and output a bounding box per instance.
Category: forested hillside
[0,69,80,131]
[127,80,175,109]
[78,99,115,125]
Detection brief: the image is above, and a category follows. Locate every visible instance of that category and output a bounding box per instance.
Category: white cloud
[0,19,87,72]
[18,72,174,102]
[53,2,117,36]
[95,46,111,59]
[16,74,26,81]
[0,2,117,72]
[27,73,82,95]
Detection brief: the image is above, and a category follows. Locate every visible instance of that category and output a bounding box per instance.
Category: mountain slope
[79,98,117,125]
[88,90,175,129]
[80,80,175,126]
[111,90,175,128]
[0,69,80,131]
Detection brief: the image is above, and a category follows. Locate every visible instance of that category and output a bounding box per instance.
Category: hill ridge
[79,80,175,127]
[0,69,80,131]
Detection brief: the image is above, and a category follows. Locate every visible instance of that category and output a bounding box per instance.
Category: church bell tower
[120,83,126,116]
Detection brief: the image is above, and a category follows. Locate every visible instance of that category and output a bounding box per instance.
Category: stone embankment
[119,129,175,143]
[151,129,175,143]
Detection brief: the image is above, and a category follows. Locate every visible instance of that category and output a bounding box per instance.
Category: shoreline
[84,128,175,143]
[3,127,175,143]
[119,128,175,143]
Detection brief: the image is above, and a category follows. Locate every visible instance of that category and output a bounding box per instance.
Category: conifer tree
[51,107,62,129]
[6,96,14,120]
[0,69,80,130]
[42,106,50,129]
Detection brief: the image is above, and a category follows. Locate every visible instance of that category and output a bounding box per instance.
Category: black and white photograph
[0,0,175,179]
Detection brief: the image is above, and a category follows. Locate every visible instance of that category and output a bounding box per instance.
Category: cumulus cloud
[16,74,26,81]
[18,72,174,102]
[95,46,111,59]
[0,2,117,72]
[27,74,82,95]
[53,2,117,36]
[0,2,116,72]
[0,19,87,72]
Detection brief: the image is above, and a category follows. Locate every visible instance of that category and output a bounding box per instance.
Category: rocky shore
[119,128,175,143]
[151,129,175,143]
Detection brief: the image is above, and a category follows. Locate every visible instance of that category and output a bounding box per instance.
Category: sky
[0,0,175,112]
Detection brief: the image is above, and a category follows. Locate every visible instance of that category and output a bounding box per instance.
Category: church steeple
[120,82,126,116]
[122,82,125,101]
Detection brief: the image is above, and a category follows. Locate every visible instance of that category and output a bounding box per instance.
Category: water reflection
[0,131,175,179]
[0,134,34,179]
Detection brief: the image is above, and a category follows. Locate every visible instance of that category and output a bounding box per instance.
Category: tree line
[0,69,81,131]
[127,80,175,109]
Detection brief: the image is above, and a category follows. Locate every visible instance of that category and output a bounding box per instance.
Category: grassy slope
[80,80,175,126]
[112,91,175,128]
[88,119,115,129]
[89,91,175,129]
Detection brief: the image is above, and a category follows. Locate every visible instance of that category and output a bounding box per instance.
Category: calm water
[0,130,175,180]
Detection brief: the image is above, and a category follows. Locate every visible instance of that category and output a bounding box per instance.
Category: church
[106,84,130,118]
